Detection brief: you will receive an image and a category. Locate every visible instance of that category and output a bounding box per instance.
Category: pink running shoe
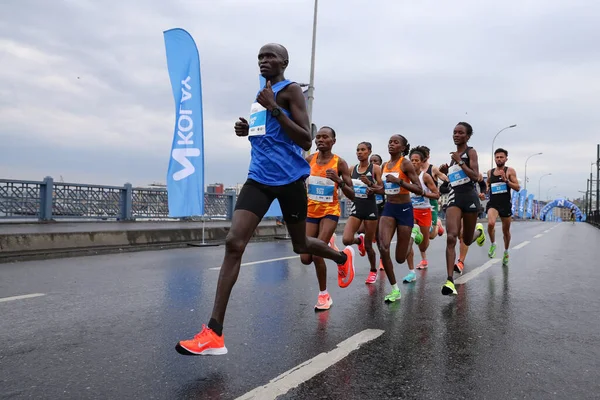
[365,271,378,284]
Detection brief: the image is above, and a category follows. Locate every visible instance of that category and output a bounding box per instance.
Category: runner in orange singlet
[301,126,355,311]
[376,134,425,303]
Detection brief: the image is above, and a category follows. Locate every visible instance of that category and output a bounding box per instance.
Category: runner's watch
[458,160,465,166]
[271,107,282,118]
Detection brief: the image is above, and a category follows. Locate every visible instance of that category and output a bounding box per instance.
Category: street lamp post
[524,152,543,191]
[538,173,551,201]
[306,0,318,127]
[491,124,517,170]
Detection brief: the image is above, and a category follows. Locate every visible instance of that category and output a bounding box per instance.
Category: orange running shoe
[329,233,340,252]
[315,293,333,310]
[379,259,384,270]
[416,260,428,270]
[338,246,355,288]
[437,220,445,236]
[454,260,464,274]
[176,325,227,356]
[357,233,366,257]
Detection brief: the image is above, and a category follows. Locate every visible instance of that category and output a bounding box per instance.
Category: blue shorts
[381,202,413,227]
[306,215,340,224]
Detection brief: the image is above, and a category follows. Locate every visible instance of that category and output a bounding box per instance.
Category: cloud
[1,0,599,201]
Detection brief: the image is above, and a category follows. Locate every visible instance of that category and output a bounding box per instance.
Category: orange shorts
[413,208,432,227]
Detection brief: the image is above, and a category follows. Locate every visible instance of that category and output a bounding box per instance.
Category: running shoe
[379,260,384,270]
[416,260,428,270]
[475,223,486,246]
[329,233,340,252]
[176,325,227,356]
[454,260,464,274]
[357,233,366,257]
[502,251,509,266]
[441,280,458,296]
[365,271,378,284]
[384,289,402,302]
[488,243,497,258]
[402,271,416,283]
[411,225,424,245]
[437,220,445,236]
[315,293,333,310]
[338,246,356,288]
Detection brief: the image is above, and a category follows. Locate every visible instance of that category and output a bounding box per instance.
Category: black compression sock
[447,276,454,283]
[208,318,223,336]
[339,251,348,264]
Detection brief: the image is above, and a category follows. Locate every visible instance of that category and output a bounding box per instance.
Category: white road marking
[236,329,385,400]
[455,259,500,284]
[513,241,530,250]
[210,256,298,270]
[0,293,45,303]
[534,234,544,239]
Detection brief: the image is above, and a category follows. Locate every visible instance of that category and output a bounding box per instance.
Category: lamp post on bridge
[298,0,319,158]
[491,124,517,170]
[524,152,542,191]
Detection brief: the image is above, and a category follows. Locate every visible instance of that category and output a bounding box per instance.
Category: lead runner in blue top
[175,43,357,357]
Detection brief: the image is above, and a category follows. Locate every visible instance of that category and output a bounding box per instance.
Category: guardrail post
[227,192,236,220]
[40,176,54,221]
[120,183,133,221]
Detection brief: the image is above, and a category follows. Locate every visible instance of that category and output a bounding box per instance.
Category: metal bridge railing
[0,177,236,221]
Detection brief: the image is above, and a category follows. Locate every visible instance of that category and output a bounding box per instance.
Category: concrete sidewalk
[0,219,348,263]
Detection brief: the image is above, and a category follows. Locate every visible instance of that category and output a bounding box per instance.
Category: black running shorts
[349,200,379,221]
[235,178,307,224]
[446,190,481,214]
[486,201,512,218]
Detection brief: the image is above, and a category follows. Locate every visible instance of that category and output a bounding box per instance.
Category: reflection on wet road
[1,222,598,399]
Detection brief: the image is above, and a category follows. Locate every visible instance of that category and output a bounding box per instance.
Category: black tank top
[426,164,438,187]
[487,167,511,204]
[448,146,476,194]
[351,163,376,207]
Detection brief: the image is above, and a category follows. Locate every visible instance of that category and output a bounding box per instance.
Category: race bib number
[448,165,470,187]
[384,173,400,195]
[491,182,508,194]
[352,179,368,199]
[376,194,384,204]
[248,102,267,136]
[411,195,428,208]
[307,175,335,202]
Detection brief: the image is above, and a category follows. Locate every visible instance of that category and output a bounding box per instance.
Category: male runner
[486,148,520,266]
[302,127,355,310]
[176,43,355,356]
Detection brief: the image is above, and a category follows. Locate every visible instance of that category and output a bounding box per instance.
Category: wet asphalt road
[1,221,599,400]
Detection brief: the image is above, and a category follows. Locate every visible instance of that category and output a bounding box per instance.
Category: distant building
[225,183,245,195]
[207,183,224,194]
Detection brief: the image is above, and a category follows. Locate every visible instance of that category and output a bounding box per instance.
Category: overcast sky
[1,0,599,201]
